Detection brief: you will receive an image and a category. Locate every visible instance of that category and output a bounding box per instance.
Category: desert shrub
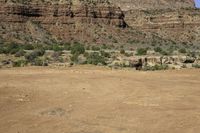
[160,50,169,55]
[112,38,118,43]
[100,50,111,58]
[25,52,37,62]
[83,52,89,57]
[3,42,20,54]
[34,48,45,56]
[71,43,85,55]
[33,44,45,49]
[0,47,4,54]
[179,48,187,54]
[120,49,125,54]
[25,48,45,62]
[142,64,168,71]
[125,52,133,57]
[86,45,90,50]
[86,52,106,65]
[15,49,25,57]
[154,47,168,55]
[70,54,87,64]
[101,44,108,49]
[70,53,79,63]
[59,57,65,63]
[51,51,64,63]
[23,44,34,50]
[91,46,101,51]
[13,60,27,67]
[192,64,200,68]
[154,47,163,53]
[52,44,64,52]
[167,46,175,55]
[51,51,62,59]
[136,48,147,55]
[63,43,71,50]
[32,58,44,66]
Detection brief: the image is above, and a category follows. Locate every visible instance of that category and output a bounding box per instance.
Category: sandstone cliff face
[0,3,126,27]
[110,0,194,11]
[125,8,200,45]
[0,0,199,50]
[0,1,128,44]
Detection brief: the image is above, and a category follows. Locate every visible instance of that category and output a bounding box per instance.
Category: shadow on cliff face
[12,6,42,17]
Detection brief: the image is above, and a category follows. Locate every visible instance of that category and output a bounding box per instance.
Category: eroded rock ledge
[0,3,127,27]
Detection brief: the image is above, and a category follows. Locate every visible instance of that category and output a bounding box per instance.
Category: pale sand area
[0,66,200,133]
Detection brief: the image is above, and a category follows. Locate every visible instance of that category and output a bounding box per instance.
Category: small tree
[71,43,85,55]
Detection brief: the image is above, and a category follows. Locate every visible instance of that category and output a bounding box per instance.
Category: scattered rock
[40,108,66,117]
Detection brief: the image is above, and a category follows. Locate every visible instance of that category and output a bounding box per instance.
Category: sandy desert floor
[0,66,200,133]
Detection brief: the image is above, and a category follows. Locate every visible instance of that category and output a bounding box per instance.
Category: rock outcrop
[0,3,126,27]
[110,0,194,11]
[0,1,128,44]
[125,8,200,45]
[0,0,199,49]
[109,55,200,70]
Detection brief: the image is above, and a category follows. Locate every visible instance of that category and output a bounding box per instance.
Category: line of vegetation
[0,42,199,70]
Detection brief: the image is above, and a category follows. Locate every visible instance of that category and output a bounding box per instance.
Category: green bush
[160,50,169,55]
[154,47,163,53]
[13,60,27,67]
[91,46,101,51]
[71,43,85,55]
[25,52,36,62]
[192,64,200,68]
[100,50,111,58]
[154,47,169,55]
[86,45,90,50]
[0,47,4,54]
[34,48,45,56]
[83,52,89,57]
[120,49,125,54]
[0,43,27,55]
[87,52,106,65]
[142,64,168,71]
[179,48,187,54]
[101,44,108,49]
[136,48,147,55]
[23,44,34,50]
[3,43,20,54]
[32,58,44,66]
[63,43,71,50]
[125,52,133,57]
[70,53,79,63]
[25,48,45,62]
[52,45,64,52]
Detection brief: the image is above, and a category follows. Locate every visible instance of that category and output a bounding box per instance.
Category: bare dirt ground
[0,66,200,133]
